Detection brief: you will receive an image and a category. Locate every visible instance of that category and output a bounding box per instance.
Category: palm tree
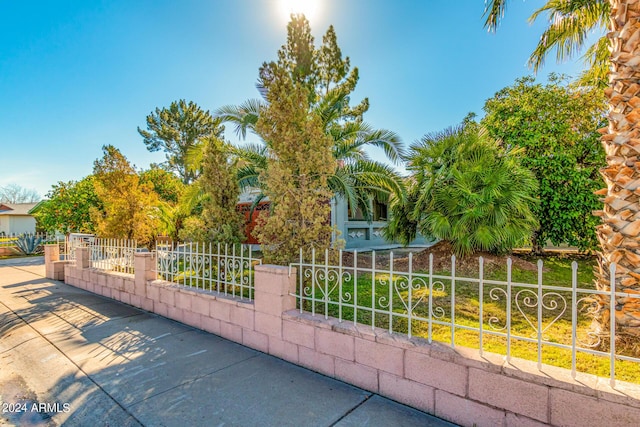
[386,126,538,256]
[485,0,609,88]
[217,95,405,221]
[485,0,640,336]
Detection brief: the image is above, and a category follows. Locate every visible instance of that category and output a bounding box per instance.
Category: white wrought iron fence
[289,248,640,387]
[156,241,261,301]
[90,238,137,274]
[63,233,96,262]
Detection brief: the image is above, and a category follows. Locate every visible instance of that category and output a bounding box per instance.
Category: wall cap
[255,264,290,274]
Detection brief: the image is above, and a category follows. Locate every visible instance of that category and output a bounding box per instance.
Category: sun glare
[279,0,319,21]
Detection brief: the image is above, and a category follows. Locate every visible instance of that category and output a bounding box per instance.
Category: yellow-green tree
[91,145,160,247]
[254,64,336,264]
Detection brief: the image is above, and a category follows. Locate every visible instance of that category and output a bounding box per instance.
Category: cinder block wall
[46,245,640,427]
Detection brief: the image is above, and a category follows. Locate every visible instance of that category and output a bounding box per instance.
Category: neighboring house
[0,203,39,235]
[237,190,431,249]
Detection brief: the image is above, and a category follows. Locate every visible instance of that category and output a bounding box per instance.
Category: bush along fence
[45,243,640,427]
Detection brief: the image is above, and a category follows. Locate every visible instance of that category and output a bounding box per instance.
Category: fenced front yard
[50,241,640,426]
[290,248,640,385]
[58,237,640,384]
[90,238,137,274]
[83,238,261,301]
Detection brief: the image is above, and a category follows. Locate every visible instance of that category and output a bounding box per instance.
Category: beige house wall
[0,216,9,234]
[9,215,36,234]
[0,215,36,235]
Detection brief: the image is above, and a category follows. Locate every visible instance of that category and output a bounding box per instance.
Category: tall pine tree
[254,64,336,264]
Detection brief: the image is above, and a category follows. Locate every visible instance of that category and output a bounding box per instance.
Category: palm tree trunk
[595,0,640,337]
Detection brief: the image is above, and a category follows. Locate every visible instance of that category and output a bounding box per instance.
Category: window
[347,199,388,221]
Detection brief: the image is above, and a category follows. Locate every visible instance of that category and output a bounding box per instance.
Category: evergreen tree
[199,136,245,244]
[138,100,223,184]
[254,65,336,264]
[219,16,403,223]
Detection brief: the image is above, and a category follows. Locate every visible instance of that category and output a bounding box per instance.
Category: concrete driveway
[0,257,455,426]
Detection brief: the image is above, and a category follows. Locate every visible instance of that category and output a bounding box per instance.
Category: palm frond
[483,0,509,32]
[184,141,205,174]
[179,181,206,216]
[577,36,609,88]
[315,88,351,127]
[229,143,268,191]
[247,191,268,218]
[236,165,262,191]
[230,143,269,168]
[332,121,404,164]
[342,160,406,202]
[527,0,608,72]
[215,99,265,139]
[328,169,358,216]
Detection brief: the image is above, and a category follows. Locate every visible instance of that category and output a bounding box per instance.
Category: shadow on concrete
[0,264,454,427]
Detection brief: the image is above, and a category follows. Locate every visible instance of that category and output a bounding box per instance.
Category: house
[0,203,39,235]
[237,190,431,249]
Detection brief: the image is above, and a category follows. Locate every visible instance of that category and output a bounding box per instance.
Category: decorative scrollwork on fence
[302,267,351,303]
[156,243,259,299]
[157,249,180,280]
[514,290,567,338]
[488,287,508,331]
[576,296,602,348]
[340,271,353,304]
[391,275,428,315]
[201,255,212,280]
[375,275,392,310]
[220,257,244,284]
[430,280,447,320]
[122,247,135,271]
[302,268,315,298]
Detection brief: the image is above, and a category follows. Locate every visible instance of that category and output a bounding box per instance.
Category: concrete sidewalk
[0,258,455,427]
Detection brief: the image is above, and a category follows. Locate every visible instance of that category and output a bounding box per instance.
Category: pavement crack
[0,336,40,356]
[328,393,373,427]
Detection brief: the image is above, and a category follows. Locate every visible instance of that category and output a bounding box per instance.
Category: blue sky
[1,0,600,198]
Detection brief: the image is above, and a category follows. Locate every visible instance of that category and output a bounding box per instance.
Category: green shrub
[391,125,538,257]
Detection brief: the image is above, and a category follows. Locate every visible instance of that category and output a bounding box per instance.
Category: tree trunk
[595,0,640,338]
[530,230,545,256]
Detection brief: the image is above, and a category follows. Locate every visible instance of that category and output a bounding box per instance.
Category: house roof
[0,203,39,216]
